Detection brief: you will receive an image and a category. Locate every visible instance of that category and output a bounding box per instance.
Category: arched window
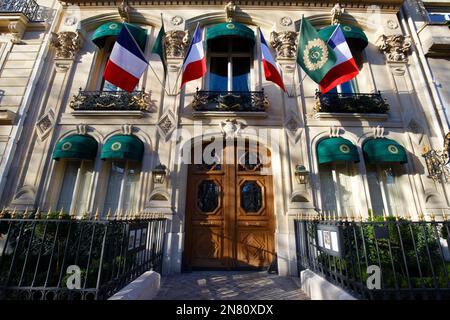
[205,22,255,92]
[317,137,360,216]
[100,135,144,215]
[363,138,408,217]
[52,135,98,215]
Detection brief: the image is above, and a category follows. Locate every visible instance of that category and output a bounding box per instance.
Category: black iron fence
[0,0,40,21]
[294,214,450,299]
[69,89,149,111]
[0,211,166,300]
[314,91,389,114]
[192,89,269,112]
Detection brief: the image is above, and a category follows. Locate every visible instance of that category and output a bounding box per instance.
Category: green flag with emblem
[296,17,336,84]
[151,23,166,73]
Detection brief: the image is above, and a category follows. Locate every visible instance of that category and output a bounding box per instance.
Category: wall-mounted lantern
[152,163,167,184]
[295,165,309,184]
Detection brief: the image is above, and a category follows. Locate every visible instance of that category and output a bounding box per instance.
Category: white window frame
[103,160,142,215]
[56,159,94,216]
[205,28,254,91]
[320,162,359,218]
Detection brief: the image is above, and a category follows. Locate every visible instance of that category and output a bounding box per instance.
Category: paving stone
[154,271,310,300]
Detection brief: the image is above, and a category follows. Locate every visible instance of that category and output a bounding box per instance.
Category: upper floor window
[205,22,255,92]
[90,22,148,92]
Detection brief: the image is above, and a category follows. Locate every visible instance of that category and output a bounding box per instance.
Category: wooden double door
[183,140,275,270]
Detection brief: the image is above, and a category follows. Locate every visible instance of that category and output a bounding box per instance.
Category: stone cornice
[58,1,404,11]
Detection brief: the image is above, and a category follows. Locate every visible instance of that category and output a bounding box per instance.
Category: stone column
[153,18,189,275]
[10,31,82,210]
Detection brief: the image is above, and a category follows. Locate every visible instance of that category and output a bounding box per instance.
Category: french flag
[260,30,286,92]
[180,25,206,88]
[103,24,148,93]
[319,25,359,93]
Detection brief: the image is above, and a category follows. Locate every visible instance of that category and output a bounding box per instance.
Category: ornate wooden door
[184,140,275,270]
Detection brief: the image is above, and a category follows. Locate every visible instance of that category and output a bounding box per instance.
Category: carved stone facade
[225,1,236,22]
[164,30,189,58]
[330,3,344,25]
[50,31,82,60]
[377,34,412,62]
[269,31,298,59]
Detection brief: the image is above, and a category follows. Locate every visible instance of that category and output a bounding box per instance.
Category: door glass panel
[209,57,228,91]
[104,161,125,212]
[57,160,81,212]
[197,180,220,213]
[240,181,263,213]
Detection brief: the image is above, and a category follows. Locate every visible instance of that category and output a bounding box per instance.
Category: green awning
[101,135,144,162]
[317,137,359,164]
[363,139,408,164]
[206,22,255,45]
[318,24,368,49]
[52,135,98,161]
[92,22,147,50]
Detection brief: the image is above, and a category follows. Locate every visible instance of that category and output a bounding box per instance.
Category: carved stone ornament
[372,125,385,139]
[171,16,183,26]
[121,124,133,135]
[35,109,55,141]
[50,31,82,60]
[8,21,26,44]
[331,3,344,25]
[225,1,237,22]
[76,124,88,135]
[280,17,293,27]
[164,30,189,58]
[329,126,342,138]
[269,31,298,59]
[157,110,176,140]
[376,34,412,62]
[220,119,244,139]
[118,0,130,22]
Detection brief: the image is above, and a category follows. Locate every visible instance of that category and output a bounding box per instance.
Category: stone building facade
[1,0,450,276]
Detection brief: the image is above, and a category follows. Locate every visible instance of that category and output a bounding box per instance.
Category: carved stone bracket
[270,31,298,59]
[50,31,82,60]
[331,3,344,25]
[8,20,26,44]
[121,124,133,135]
[376,34,412,62]
[220,119,245,139]
[118,0,130,22]
[329,126,342,137]
[372,125,385,138]
[225,1,237,22]
[164,30,189,59]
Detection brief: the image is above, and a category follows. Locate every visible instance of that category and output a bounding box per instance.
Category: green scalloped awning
[363,138,408,164]
[52,135,98,161]
[92,22,147,50]
[317,137,360,164]
[101,135,144,162]
[318,24,368,49]
[206,22,255,45]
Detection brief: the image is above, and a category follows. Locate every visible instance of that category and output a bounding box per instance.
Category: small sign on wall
[316,224,344,258]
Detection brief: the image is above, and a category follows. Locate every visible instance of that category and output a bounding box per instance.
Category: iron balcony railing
[0,0,40,21]
[314,91,390,114]
[294,214,450,300]
[0,211,166,300]
[192,89,269,112]
[69,89,149,111]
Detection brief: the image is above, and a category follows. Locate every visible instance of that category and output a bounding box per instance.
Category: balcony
[192,90,269,118]
[314,91,390,121]
[69,90,150,117]
[0,0,40,21]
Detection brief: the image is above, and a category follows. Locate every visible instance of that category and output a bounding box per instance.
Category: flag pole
[123,23,170,96]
